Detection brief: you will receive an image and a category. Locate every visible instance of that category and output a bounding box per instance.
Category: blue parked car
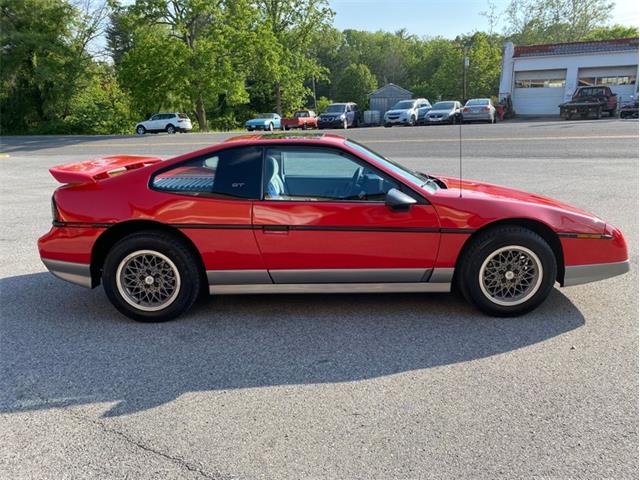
[245,113,281,131]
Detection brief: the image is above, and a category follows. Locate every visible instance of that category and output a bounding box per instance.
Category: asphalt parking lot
[1,119,638,479]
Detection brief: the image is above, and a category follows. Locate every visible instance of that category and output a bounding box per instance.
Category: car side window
[150,114,159,121]
[152,146,262,199]
[263,147,398,202]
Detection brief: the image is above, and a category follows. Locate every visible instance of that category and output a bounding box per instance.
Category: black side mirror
[385,188,417,211]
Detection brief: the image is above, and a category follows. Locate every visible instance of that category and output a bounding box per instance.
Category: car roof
[223,133,346,145]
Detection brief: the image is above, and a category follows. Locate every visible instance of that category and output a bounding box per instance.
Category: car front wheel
[457,226,556,317]
[136,125,146,135]
[102,232,202,322]
[166,124,176,134]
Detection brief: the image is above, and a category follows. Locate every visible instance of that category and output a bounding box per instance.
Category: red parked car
[282,110,318,130]
[39,134,629,322]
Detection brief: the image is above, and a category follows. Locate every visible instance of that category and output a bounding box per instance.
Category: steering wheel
[341,166,364,198]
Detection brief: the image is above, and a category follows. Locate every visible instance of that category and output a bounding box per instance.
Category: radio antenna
[458,113,463,198]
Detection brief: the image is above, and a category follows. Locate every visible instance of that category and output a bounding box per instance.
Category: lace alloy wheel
[478,245,543,307]
[116,250,181,312]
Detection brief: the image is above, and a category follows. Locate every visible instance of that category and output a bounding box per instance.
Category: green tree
[116,0,257,131]
[504,0,615,44]
[0,0,115,133]
[254,0,333,115]
[336,63,377,110]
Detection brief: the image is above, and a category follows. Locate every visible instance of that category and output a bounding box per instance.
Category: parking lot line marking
[367,134,639,144]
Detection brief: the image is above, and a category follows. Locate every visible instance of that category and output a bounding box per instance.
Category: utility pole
[312,76,317,111]
[462,46,469,102]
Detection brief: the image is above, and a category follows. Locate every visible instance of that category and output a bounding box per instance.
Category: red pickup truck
[559,86,618,119]
[282,110,318,130]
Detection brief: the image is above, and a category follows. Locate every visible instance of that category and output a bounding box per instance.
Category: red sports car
[38,134,629,322]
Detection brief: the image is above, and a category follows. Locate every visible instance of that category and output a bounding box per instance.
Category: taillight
[463,107,470,112]
[51,196,59,223]
[482,106,490,112]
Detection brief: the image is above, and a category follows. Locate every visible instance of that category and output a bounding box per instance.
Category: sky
[328,0,640,39]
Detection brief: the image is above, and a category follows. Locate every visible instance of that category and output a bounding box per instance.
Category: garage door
[513,69,567,115]
[578,66,638,103]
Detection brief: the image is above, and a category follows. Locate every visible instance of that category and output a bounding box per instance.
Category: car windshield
[466,99,489,106]
[294,112,308,117]
[324,104,346,113]
[392,100,416,109]
[576,88,604,97]
[433,102,455,110]
[345,140,439,193]
[257,113,273,118]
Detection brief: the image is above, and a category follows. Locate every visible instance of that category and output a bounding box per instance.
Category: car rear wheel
[166,124,176,134]
[342,118,348,129]
[456,226,556,317]
[102,232,202,322]
[136,125,146,135]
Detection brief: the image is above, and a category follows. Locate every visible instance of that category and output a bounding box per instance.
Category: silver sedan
[462,98,496,123]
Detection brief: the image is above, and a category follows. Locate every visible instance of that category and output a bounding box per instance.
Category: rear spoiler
[49,155,162,184]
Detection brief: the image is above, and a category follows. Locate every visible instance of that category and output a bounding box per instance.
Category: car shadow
[0,272,585,417]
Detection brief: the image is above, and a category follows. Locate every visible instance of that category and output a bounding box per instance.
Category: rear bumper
[463,113,492,121]
[563,260,629,287]
[41,258,93,288]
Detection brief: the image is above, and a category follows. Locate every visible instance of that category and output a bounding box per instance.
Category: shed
[368,83,413,114]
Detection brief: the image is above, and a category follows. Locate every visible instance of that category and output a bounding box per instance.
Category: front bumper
[318,119,344,128]
[41,258,93,288]
[563,260,630,286]
[426,116,452,124]
[385,117,410,125]
[245,124,270,131]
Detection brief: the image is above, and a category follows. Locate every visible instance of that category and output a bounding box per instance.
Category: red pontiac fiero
[38,134,629,322]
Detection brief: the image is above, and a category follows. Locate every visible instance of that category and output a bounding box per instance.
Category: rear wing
[49,155,162,184]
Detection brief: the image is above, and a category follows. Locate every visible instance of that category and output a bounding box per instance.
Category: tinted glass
[152,146,262,199]
[264,147,397,201]
[324,104,346,113]
[466,99,490,106]
[433,102,455,109]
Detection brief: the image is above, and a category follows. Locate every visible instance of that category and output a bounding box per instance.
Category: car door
[147,114,161,131]
[253,145,441,283]
[150,145,269,284]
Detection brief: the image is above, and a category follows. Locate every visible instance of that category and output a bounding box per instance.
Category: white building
[499,38,639,115]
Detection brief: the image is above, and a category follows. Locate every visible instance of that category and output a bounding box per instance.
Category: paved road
[1,119,638,479]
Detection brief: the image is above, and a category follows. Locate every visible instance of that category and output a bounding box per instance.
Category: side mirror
[385,188,417,211]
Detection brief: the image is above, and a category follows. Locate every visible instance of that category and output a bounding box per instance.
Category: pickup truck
[559,86,617,120]
[282,110,318,130]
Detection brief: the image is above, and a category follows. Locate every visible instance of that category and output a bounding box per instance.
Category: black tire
[456,226,557,317]
[102,232,203,322]
[136,125,146,135]
[267,122,274,132]
[284,125,290,131]
[595,107,602,119]
[342,118,348,129]
[408,115,416,126]
[166,124,176,134]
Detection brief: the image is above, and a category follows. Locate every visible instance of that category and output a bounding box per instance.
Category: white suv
[384,98,431,127]
[135,113,193,135]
